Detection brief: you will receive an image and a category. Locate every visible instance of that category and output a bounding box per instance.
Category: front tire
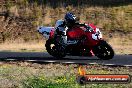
[45,39,66,58]
[93,40,114,60]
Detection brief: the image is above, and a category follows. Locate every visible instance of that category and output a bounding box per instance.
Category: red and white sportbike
[38,20,114,60]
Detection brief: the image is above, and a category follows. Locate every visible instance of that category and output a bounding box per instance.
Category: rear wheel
[93,40,114,60]
[45,39,66,58]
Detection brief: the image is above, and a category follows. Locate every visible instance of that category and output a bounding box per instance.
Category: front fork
[62,27,68,44]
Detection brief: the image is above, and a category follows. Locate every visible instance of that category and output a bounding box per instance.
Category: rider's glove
[85,24,93,32]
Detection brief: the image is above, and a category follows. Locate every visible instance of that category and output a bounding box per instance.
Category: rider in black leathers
[59,12,89,30]
[55,12,92,38]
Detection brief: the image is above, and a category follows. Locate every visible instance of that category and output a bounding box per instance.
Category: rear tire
[93,40,114,60]
[45,39,66,58]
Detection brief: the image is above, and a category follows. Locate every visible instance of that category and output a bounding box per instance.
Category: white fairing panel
[37,26,55,39]
[55,20,64,28]
[92,28,102,40]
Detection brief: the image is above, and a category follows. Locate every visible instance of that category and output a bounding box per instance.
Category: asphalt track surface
[0,52,132,66]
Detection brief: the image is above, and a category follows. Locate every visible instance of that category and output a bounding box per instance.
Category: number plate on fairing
[92,28,102,40]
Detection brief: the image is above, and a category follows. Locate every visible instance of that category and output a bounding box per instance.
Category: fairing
[37,26,55,39]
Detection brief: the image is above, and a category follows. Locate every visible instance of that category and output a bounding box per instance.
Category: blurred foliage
[0,0,131,42]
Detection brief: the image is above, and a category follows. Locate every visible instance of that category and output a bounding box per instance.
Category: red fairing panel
[89,23,96,31]
[84,32,99,47]
[84,23,99,47]
[67,24,99,48]
[49,28,55,39]
[67,26,85,40]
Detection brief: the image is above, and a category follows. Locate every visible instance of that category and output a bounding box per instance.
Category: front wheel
[45,39,66,58]
[93,40,114,60]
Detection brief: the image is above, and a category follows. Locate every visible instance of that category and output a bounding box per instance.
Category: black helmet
[64,12,77,26]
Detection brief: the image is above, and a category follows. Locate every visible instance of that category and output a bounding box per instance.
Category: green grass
[22,75,79,88]
[22,75,132,88]
[0,62,132,88]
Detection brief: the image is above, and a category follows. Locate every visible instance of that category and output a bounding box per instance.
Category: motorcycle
[37,20,114,60]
